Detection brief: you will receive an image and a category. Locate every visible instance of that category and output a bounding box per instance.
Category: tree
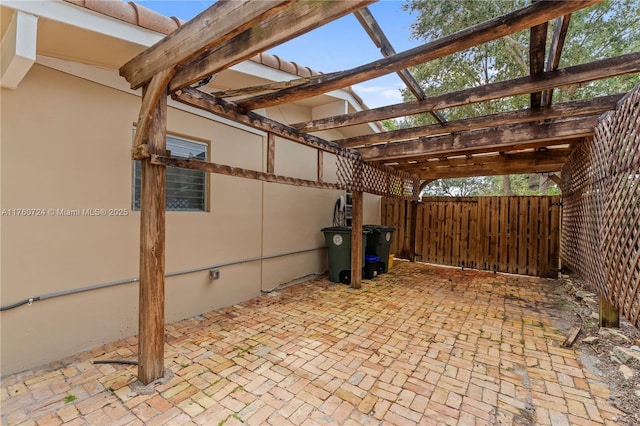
[402,0,639,195]
[421,177,490,197]
[402,0,639,123]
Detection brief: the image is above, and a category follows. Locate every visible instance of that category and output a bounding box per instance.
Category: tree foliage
[402,0,639,195]
[400,0,640,124]
[421,175,561,197]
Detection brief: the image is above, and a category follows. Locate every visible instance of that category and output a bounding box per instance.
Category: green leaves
[401,0,640,124]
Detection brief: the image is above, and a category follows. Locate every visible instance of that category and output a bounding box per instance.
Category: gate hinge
[551,202,563,207]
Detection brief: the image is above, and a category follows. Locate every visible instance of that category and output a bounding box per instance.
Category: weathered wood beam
[120,0,294,89]
[133,68,175,148]
[150,155,342,191]
[295,52,640,132]
[353,7,446,124]
[549,173,562,186]
[529,13,548,108]
[210,76,322,99]
[267,132,275,174]
[359,116,597,162]
[336,95,621,148]
[173,88,358,158]
[396,148,572,172]
[411,160,565,180]
[138,86,167,385]
[379,138,582,164]
[542,14,572,105]
[170,0,375,91]
[317,151,324,183]
[237,0,601,110]
[396,149,570,179]
[419,179,435,194]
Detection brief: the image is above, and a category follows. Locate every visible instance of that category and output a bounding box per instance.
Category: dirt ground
[551,274,640,426]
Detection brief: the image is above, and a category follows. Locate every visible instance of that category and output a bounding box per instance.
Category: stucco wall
[0,64,381,375]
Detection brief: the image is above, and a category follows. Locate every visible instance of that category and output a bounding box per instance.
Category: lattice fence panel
[561,84,640,329]
[336,154,418,200]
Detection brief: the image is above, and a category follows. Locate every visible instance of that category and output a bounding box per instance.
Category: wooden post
[599,295,620,328]
[267,132,275,174]
[409,201,419,262]
[350,190,363,289]
[138,87,167,384]
[317,151,323,183]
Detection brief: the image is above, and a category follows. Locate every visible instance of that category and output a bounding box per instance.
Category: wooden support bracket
[132,144,150,160]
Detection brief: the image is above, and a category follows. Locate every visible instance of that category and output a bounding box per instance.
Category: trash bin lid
[321,226,352,233]
[363,225,395,232]
[321,226,372,234]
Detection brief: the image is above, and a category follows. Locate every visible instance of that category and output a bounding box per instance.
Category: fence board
[499,197,509,272]
[382,195,560,278]
[539,197,549,277]
[528,197,540,277]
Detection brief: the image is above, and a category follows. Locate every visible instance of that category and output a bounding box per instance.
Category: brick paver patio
[1,262,623,425]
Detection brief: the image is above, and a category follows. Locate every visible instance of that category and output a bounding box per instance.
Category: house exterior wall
[0,64,381,375]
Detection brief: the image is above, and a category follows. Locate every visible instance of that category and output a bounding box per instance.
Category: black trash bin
[321,226,370,284]
[363,225,395,273]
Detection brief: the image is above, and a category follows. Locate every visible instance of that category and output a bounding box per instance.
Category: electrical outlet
[209,269,220,280]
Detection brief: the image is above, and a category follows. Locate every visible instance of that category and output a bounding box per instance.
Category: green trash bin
[364,225,395,273]
[321,226,370,284]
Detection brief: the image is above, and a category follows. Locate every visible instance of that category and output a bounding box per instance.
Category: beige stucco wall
[0,64,381,375]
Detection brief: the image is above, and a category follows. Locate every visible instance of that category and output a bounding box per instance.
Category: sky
[136,0,423,108]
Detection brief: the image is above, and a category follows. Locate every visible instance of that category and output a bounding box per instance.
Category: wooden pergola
[118,0,640,384]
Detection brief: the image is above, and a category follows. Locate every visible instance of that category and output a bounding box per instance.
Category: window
[133,135,207,211]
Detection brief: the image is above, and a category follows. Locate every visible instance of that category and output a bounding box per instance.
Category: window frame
[132,132,210,212]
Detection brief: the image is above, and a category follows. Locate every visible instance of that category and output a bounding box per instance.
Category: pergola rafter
[335,95,622,148]
[234,0,600,110]
[353,7,446,124]
[359,116,598,162]
[293,53,640,133]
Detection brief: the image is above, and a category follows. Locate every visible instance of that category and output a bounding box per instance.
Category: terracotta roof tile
[62,0,374,116]
[63,0,322,79]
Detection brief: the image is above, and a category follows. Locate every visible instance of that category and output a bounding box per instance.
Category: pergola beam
[294,52,640,133]
[395,149,571,179]
[378,138,582,165]
[173,88,357,157]
[120,0,295,89]
[529,19,548,108]
[353,7,446,124]
[236,0,601,110]
[413,161,565,180]
[170,0,375,92]
[336,95,621,148]
[132,68,175,148]
[542,14,572,105]
[359,116,597,162]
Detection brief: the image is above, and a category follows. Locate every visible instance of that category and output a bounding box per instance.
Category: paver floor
[1,262,623,425]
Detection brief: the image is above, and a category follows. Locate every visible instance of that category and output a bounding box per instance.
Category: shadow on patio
[1,262,622,425]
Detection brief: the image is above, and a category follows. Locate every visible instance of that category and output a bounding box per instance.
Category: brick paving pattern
[1,262,623,425]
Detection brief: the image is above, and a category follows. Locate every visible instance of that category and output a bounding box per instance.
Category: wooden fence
[382,196,561,278]
[561,85,640,329]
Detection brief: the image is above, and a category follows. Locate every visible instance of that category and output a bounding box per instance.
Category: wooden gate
[382,196,561,278]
